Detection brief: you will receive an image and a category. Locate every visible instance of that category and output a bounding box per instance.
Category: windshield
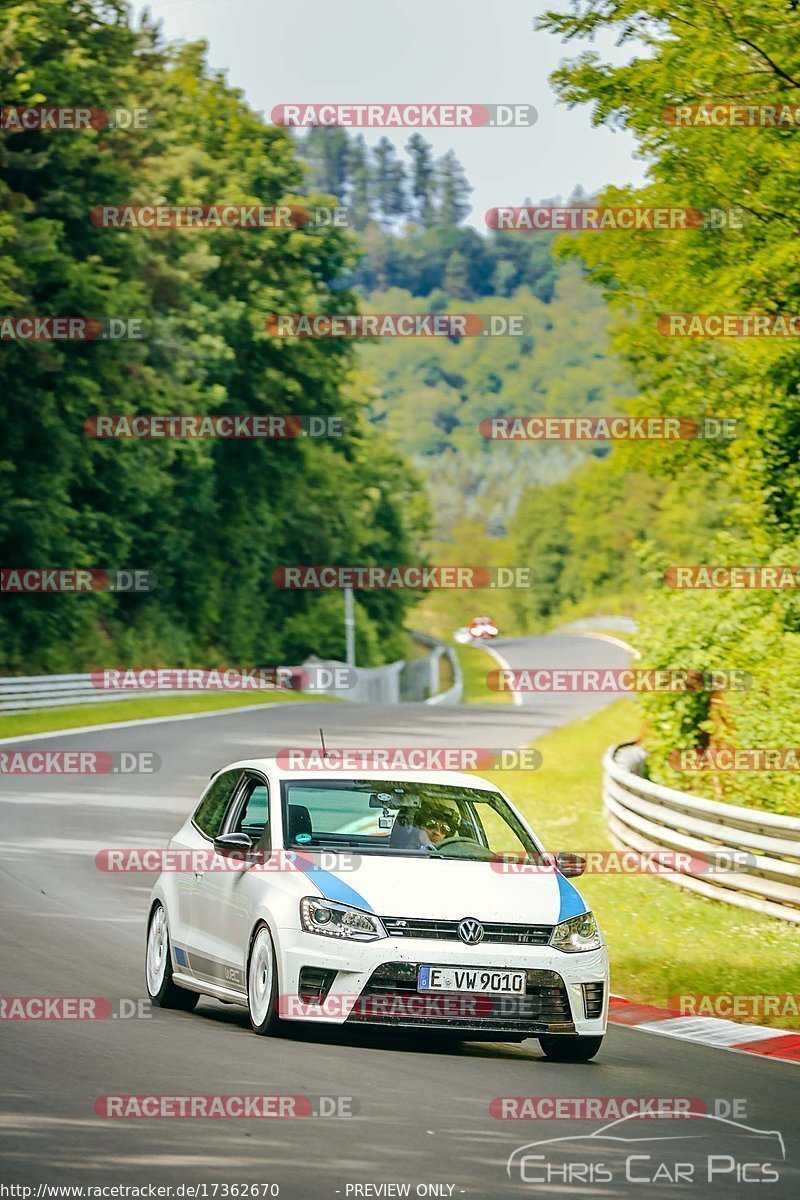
[281,779,545,861]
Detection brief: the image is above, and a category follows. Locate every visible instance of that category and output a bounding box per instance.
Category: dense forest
[0,1,427,673]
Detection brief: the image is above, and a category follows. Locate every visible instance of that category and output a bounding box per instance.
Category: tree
[435,149,472,226]
[301,124,350,197]
[371,136,407,228]
[441,250,471,300]
[406,132,437,228]
[346,134,372,231]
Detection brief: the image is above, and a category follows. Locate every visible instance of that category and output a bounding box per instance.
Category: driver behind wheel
[415,796,461,846]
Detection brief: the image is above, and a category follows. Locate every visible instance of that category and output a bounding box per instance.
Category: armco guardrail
[0,670,307,713]
[302,633,462,706]
[603,742,800,924]
[0,635,464,714]
[300,657,405,705]
[0,673,149,712]
[409,630,463,705]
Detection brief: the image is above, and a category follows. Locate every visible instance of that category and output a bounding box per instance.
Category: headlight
[300,897,386,942]
[550,911,601,953]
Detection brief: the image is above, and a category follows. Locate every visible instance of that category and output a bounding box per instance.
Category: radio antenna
[319,728,329,759]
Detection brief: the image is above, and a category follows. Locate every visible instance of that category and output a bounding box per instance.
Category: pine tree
[346,134,373,231]
[302,125,350,197]
[371,137,408,228]
[406,133,437,228]
[436,149,472,227]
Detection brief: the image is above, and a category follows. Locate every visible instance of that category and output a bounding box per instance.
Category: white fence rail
[302,633,462,706]
[0,674,155,712]
[0,635,463,713]
[408,631,463,705]
[603,742,800,923]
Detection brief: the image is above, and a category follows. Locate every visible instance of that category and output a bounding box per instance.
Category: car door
[189,771,272,992]
[174,768,242,979]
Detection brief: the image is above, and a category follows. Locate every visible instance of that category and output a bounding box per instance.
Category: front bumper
[277,929,608,1036]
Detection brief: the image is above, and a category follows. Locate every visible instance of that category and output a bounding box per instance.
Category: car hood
[293,853,586,926]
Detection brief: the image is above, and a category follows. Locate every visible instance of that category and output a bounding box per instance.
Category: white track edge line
[480,644,523,707]
[574,631,642,659]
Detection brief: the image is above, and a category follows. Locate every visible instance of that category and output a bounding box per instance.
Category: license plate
[417,966,526,995]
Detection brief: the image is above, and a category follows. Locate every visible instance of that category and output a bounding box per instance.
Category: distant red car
[469,615,499,640]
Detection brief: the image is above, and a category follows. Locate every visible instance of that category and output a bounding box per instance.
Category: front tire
[538,1034,603,1062]
[145,903,199,1011]
[247,924,280,1035]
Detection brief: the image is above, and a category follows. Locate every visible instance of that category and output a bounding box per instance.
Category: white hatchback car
[146,760,609,1060]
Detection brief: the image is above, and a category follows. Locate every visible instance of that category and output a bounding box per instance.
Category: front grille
[582,981,605,1020]
[347,962,574,1035]
[381,916,553,945]
[298,966,336,1004]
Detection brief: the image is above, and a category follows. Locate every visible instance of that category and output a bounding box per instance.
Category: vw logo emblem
[458,918,484,945]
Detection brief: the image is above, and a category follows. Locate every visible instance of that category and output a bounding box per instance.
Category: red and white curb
[609,995,800,1064]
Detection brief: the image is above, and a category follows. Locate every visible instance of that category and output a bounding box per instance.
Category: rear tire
[145,903,199,1011]
[538,1034,603,1062]
[247,924,281,1035]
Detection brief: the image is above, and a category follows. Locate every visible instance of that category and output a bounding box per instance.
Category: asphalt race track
[1,635,797,1197]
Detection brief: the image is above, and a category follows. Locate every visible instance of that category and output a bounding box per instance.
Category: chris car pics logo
[506,1112,784,1186]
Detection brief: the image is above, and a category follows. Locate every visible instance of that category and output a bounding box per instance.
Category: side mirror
[555,851,586,878]
[214,832,253,856]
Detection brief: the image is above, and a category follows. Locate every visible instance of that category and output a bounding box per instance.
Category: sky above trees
[136,0,648,228]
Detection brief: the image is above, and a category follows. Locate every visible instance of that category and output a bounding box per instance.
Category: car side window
[193,770,241,839]
[232,778,270,845]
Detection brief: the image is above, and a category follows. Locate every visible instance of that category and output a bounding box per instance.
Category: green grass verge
[454,641,513,705]
[483,699,800,1029]
[0,689,331,740]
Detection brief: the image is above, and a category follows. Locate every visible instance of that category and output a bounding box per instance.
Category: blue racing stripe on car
[292,855,374,912]
[556,870,587,921]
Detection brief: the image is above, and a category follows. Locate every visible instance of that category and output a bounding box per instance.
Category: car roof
[217,757,503,793]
